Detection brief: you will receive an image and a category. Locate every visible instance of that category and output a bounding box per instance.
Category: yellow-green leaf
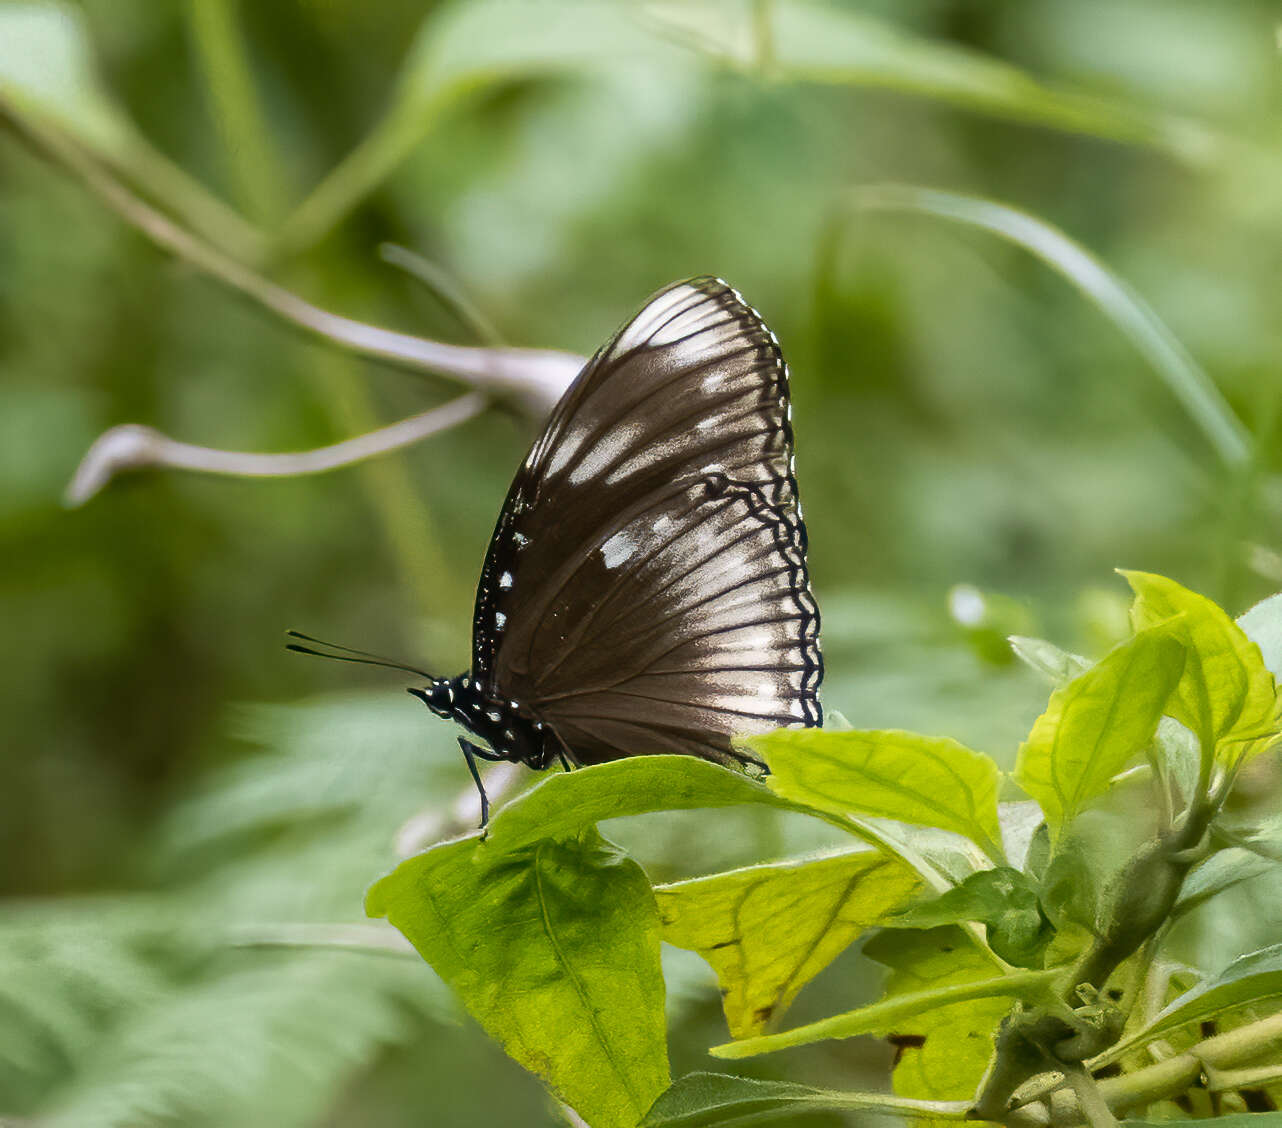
[866,927,1021,1110]
[1124,571,1278,764]
[710,927,1049,1081]
[1014,622,1185,835]
[657,849,921,1039]
[750,729,1004,862]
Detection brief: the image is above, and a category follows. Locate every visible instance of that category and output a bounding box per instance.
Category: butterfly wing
[471,276,822,767]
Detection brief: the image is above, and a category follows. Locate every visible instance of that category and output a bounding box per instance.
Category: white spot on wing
[568,425,640,486]
[494,611,507,629]
[601,531,636,569]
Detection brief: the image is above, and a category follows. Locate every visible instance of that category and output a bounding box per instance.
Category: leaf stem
[847,185,1251,471]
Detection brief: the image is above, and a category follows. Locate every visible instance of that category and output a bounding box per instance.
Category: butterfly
[293,277,822,822]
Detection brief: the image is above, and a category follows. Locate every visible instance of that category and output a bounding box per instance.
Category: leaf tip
[364,875,393,919]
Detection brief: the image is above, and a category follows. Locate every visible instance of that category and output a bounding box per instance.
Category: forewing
[472,277,822,765]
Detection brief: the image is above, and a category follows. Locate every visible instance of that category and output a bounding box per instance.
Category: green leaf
[480,756,806,854]
[1009,636,1091,688]
[893,868,1051,968]
[710,925,1052,1060]
[1109,943,1282,1058]
[1124,571,1278,765]
[1172,848,1275,920]
[657,848,921,1038]
[750,729,1004,862]
[1013,622,1185,835]
[367,828,668,1128]
[640,1072,971,1128]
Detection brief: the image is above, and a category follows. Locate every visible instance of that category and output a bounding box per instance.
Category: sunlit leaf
[367,828,668,1128]
[641,1071,969,1128]
[751,729,1004,862]
[1013,622,1185,835]
[1124,571,1278,765]
[1109,943,1282,1058]
[657,848,921,1038]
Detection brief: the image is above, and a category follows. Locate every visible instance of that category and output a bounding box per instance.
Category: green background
[3,1,1281,1124]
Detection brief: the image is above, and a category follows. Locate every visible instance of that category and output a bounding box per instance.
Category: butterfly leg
[458,737,505,827]
[546,727,575,772]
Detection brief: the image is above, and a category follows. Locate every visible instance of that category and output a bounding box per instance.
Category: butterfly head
[409,677,461,719]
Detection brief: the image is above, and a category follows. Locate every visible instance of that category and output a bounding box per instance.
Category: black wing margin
[471,277,822,766]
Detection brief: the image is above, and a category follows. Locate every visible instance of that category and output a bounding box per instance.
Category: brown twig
[64,393,486,505]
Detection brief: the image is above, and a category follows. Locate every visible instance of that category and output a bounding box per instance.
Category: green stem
[187,0,288,224]
[1061,1065,1118,1128]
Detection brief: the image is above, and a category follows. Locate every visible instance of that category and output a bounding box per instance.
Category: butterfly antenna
[285,630,435,680]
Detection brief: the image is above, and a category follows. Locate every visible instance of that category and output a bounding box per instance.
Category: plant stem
[186,0,288,222]
[1060,1065,1117,1128]
[0,91,583,417]
[1008,1011,1282,1127]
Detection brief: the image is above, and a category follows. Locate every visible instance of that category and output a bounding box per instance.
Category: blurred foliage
[3,0,1282,1124]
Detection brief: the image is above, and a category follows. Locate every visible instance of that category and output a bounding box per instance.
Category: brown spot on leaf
[887,1033,926,1066]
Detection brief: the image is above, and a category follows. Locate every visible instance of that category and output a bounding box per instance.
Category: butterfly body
[410,276,823,815]
[411,674,554,770]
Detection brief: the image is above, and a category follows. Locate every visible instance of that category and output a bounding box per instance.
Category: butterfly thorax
[410,674,553,770]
